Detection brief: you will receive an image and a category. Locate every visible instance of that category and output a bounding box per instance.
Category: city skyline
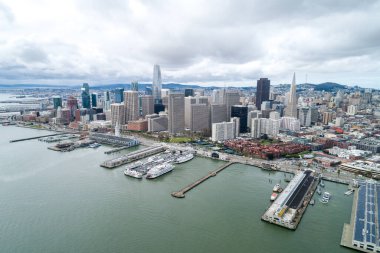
[0,1,379,88]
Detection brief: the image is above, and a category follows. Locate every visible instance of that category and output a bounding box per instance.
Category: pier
[10,133,69,143]
[101,146,166,169]
[104,146,132,154]
[171,161,236,198]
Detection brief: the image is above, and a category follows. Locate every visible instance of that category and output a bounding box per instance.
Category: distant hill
[314,82,347,91]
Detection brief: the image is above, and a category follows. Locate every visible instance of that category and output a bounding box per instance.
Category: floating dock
[261,170,319,230]
[171,161,236,198]
[341,180,380,253]
[100,146,166,169]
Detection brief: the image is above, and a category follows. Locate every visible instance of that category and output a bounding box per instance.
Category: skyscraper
[141,95,154,117]
[153,64,162,104]
[91,93,98,107]
[81,83,91,109]
[168,93,185,134]
[256,78,270,110]
[231,105,248,133]
[114,88,124,103]
[285,73,297,118]
[184,88,194,97]
[225,90,240,119]
[66,96,78,120]
[52,96,62,109]
[111,103,125,126]
[131,81,139,91]
[124,91,139,122]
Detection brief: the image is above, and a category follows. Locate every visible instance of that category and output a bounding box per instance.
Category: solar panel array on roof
[353,181,380,247]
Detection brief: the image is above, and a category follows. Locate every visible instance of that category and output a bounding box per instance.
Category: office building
[91,93,98,107]
[52,96,62,109]
[124,91,139,122]
[256,78,270,110]
[231,117,240,137]
[225,90,240,119]
[285,73,298,118]
[251,118,261,138]
[141,95,154,117]
[153,64,162,104]
[189,104,210,132]
[81,83,91,109]
[111,103,125,126]
[231,105,248,133]
[131,81,139,91]
[323,111,334,125]
[185,88,194,97]
[168,93,185,134]
[114,88,124,103]
[147,114,168,132]
[211,104,227,124]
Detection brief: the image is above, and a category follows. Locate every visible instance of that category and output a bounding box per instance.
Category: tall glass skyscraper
[153,64,162,104]
[81,83,91,109]
[114,88,124,103]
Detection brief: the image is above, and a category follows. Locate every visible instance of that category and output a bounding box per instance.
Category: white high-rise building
[211,121,235,142]
[347,105,358,115]
[168,93,185,134]
[281,117,301,131]
[153,64,162,103]
[251,118,261,138]
[124,91,139,122]
[335,117,344,127]
[231,117,240,137]
[247,110,262,129]
[285,73,298,118]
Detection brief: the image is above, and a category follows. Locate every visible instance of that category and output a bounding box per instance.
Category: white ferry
[146,163,174,179]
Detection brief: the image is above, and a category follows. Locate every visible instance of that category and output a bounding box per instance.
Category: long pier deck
[171,161,236,198]
[9,133,70,143]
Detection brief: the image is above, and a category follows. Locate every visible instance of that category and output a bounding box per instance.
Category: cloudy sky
[0,0,379,88]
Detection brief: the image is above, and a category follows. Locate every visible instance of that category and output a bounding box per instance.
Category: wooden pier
[171,161,236,198]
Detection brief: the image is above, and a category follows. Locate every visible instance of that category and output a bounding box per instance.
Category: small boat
[344,189,354,196]
[284,178,291,183]
[310,199,315,205]
[320,180,325,188]
[319,192,331,204]
[317,187,322,195]
[270,192,278,201]
[89,143,101,148]
[278,187,283,193]
[273,184,281,192]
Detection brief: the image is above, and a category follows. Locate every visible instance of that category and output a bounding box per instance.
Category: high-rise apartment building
[256,78,270,110]
[211,121,235,142]
[124,91,139,122]
[168,93,185,134]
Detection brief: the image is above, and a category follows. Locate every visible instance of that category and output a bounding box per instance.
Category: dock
[171,161,236,198]
[10,133,70,143]
[261,170,319,230]
[104,146,132,154]
[100,146,166,169]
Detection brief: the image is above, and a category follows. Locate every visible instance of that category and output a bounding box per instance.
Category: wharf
[101,146,166,169]
[171,161,236,198]
[10,133,69,143]
[341,189,360,251]
[261,170,319,230]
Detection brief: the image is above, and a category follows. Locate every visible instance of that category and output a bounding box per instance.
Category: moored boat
[146,163,174,179]
[124,169,143,179]
[273,184,281,192]
[270,192,278,201]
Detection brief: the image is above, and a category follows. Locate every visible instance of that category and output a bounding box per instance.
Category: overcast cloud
[0,0,379,88]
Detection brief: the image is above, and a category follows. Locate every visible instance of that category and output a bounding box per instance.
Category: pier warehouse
[262,170,318,230]
[90,133,139,147]
[341,180,380,252]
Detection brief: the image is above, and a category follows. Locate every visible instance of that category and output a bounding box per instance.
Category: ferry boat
[146,163,174,179]
[273,184,281,192]
[174,153,194,164]
[270,192,278,201]
[124,169,143,179]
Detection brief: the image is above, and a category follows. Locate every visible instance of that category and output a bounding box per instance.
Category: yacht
[273,184,281,192]
[174,153,194,164]
[320,192,331,204]
[89,143,101,148]
[270,192,278,201]
[146,163,174,179]
[124,169,143,179]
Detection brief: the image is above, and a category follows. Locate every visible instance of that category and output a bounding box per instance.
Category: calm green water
[0,126,355,253]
